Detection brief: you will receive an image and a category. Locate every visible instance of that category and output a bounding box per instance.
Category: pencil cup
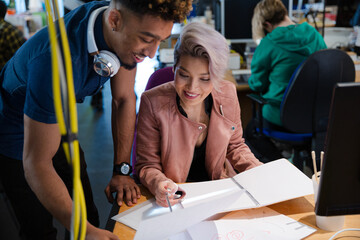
[312,172,345,232]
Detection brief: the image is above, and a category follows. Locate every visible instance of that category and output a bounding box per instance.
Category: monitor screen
[218,0,290,43]
[315,82,360,216]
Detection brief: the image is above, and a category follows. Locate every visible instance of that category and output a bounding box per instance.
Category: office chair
[131,67,174,178]
[144,66,174,90]
[245,49,355,171]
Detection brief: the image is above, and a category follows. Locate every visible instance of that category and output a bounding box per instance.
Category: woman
[249,0,327,127]
[135,22,262,207]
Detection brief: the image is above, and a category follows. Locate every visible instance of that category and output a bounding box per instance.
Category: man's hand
[86,223,119,240]
[105,175,141,206]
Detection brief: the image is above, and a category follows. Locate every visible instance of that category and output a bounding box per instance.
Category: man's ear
[108,8,123,31]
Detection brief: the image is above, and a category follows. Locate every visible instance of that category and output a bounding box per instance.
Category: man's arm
[23,115,119,239]
[105,67,141,207]
[23,115,72,228]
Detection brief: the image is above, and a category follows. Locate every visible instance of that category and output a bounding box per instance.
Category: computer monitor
[315,82,360,216]
[217,0,291,44]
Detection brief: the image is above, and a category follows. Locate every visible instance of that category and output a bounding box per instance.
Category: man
[0,0,26,70]
[0,0,192,239]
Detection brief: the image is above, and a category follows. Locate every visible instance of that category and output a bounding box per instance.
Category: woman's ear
[263,21,273,33]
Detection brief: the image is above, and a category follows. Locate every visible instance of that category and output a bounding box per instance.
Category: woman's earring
[112,28,115,32]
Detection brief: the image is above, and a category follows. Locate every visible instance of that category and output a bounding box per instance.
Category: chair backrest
[145,66,174,91]
[281,49,355,134]
[132,67,174,177]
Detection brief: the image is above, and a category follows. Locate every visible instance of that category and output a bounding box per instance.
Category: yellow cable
[54,1,82,237]
[57,8,78,134]
[44,0,87,239]
[45,0,65,135]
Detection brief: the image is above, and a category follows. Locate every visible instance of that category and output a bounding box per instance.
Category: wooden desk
[108,187,360,240]
[347,51,360,83]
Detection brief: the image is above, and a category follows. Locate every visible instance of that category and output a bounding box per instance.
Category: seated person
[0,0,26,71]
[135,22,262,207]
[248,0,327,127]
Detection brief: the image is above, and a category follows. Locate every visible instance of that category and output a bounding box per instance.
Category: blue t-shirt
[0,1,111,160]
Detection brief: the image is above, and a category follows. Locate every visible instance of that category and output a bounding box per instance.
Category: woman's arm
[136,93,185,206]
[225,86,263,172]
[135,93,169,195]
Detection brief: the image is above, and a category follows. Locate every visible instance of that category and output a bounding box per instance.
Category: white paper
[178,178,239,209]
[168,231,192,240]
[134,189,245,240]
[112,184,244,230]
[232,158,314,207]
[187,207,316,240]
[113,159,314,234]
[180,180,257,212]
[111,199,156,230]
[180,158,313,212]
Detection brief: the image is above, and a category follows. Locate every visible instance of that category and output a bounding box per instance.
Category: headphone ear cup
[94,50,121,77]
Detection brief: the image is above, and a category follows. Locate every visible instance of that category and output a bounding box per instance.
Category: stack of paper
[112,159,314,239]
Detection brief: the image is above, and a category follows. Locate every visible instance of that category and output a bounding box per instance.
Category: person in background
[0,0,26,71]
[248,0,327,127]
[135,22,262,207]
[0,0,192,239]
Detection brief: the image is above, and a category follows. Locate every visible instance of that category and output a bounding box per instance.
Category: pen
[166,190,172,212]
[320,151,324,171]
[311,151,319,184]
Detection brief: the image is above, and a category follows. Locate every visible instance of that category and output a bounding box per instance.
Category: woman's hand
[155,180,185,207]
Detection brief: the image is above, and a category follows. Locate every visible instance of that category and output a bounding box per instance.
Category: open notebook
[112,159,313,239]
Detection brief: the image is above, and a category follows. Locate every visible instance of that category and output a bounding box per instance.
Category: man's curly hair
[114,0,193,23]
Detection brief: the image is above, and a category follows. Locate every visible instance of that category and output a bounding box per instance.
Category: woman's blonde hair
[251,0,287,41]
[173,22,229,90]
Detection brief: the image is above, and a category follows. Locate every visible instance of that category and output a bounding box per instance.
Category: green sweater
[248,22,327,126]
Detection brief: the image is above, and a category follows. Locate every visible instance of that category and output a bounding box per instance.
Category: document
[134,189,245,240]
[180,158,314,212]
[112,183,243,231]
[187,207,316,240]
[112,159,314,238]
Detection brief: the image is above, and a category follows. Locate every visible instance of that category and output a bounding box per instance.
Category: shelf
[232,69,251,75]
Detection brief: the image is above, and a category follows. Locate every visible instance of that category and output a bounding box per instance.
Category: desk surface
[356,70,360,83]
[230,69,360,91]
[109,187,360,240]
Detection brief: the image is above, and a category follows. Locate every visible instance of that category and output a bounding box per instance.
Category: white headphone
[87,6,121,77]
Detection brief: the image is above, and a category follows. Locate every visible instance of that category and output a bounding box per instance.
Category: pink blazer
[135,80,262,195]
